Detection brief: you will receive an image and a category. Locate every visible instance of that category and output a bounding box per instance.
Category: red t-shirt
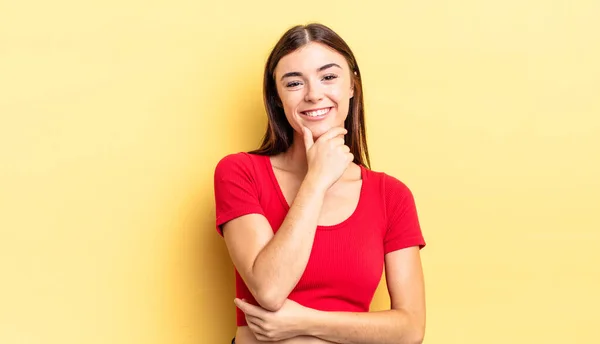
[213,152,426,326]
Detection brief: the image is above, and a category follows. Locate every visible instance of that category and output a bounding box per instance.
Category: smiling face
[274,42,355,139]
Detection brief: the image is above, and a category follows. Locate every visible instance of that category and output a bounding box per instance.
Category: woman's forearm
[251,176,326,311]
[304,309,424,344]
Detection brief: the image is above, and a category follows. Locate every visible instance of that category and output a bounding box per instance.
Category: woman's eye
[286,81,302,88]
[323,74,338,81]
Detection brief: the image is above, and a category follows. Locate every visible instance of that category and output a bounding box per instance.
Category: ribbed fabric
[213,152,425,326]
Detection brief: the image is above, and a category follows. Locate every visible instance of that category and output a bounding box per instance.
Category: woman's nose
[304,81,324,102]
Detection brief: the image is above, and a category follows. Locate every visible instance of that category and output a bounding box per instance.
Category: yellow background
[1,0,599,343]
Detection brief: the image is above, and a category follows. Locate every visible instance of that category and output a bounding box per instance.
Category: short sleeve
[383,174,426,254]
[213,153,265,236]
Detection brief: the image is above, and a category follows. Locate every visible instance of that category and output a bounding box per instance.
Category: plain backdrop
[1,1,599,343]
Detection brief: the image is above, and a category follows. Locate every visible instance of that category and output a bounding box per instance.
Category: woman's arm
[223,127,352,311]
[223,178,326,311]
[236,247,425,343]
[305,247,425,344]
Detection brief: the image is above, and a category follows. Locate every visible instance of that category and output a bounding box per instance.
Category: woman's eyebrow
[280,63,342,81]
[318,63,341,72]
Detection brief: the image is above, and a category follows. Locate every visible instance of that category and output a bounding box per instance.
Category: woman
[214,23,426,344]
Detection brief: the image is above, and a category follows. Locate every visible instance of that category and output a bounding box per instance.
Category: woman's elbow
[256,296,285,312]
[407,324,425,344]
[411,331,425,344]
[397,313,424,344]
[252,286,286,311]
[399,331,424,344]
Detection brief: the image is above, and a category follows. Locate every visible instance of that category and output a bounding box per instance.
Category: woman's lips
[300,107,332,120]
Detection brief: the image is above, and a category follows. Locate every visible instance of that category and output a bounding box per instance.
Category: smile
[301,107,332,118]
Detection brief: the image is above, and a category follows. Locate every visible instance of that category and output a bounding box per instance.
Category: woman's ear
[350,70,358,98]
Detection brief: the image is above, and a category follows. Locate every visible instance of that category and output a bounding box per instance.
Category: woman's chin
[304,123,343,138]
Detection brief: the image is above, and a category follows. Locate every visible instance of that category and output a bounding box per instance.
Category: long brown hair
[249,23,370,169]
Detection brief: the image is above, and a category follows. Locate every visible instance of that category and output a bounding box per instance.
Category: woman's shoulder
[215,151,266,167]
[363,167,420,236]
[363,166,415,205]
[364,166,410,189]
[214,152,266,178]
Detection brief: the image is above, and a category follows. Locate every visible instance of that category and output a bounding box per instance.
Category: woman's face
[274,42,354,140]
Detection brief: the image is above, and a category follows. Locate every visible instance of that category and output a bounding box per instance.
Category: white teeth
[304,108,330,117]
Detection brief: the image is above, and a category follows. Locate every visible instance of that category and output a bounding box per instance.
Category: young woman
[214,23,426,344]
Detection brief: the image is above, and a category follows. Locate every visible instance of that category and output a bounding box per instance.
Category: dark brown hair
[249,23,370,168]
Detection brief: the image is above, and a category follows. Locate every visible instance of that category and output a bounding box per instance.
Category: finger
[316,127,347,142]
[247,320,264,339]
[246,315,265,332]
[245,314,265,328]
[347,152,354,162]
[234,298,262,318]
[341,145,350,153]
[302,127,314,151]
[329,137,345,147]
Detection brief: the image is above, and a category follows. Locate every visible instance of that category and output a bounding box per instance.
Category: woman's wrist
[300,173,329,196]
[297,307,324,338]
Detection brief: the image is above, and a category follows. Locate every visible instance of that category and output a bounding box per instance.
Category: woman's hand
[235,298,314,342]
[303,126,353,191]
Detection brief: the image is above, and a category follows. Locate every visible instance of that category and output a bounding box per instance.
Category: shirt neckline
[263,154,367,230]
